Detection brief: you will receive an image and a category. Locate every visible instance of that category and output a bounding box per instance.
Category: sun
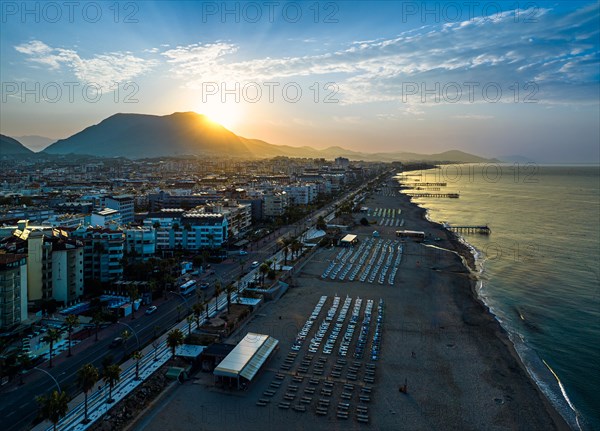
[198,102,243,130]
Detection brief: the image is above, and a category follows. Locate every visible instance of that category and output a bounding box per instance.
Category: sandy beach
[129,181,570,431]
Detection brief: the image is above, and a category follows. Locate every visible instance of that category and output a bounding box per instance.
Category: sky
[0,0,598,162]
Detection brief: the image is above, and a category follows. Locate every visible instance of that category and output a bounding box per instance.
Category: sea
[397,164,600,431]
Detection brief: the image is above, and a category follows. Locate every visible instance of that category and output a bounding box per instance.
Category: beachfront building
[51,239,85,304]
[0,254,27,331]
[0,222,84,304]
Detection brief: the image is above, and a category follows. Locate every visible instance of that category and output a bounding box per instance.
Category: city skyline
[1,1,599,163]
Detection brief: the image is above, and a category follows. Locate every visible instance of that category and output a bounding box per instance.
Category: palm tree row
[37,359,123,429]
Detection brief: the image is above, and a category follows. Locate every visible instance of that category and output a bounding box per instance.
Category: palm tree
[103,363,121,403]
[132,351,143,380]
[192,303,203,329]
[77,363,99,423]
[277,238,291,265]
[43,328,62,369]
[225,283,236,313]
[290,238,302,260]
[91,311,104,342]
[186,314,194,336]
[259,263,269,286]
[166,329,184,357]
[64,315,79,357]
[37,390,70,431]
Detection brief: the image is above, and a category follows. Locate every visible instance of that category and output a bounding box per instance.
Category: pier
[447,225,491,235]
[407,193,460,198]
[409,182,447,186]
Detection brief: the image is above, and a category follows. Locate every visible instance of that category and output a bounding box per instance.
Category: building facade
[0,254,27,331]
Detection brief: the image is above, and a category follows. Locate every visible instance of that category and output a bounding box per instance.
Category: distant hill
[43,112,496,162]
[14,135,56,152]
[0,134,34,156]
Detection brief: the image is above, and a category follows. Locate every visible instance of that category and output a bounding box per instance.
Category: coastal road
[0,298,188,431]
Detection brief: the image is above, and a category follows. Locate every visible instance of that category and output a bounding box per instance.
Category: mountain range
[0,134,34,156]
[10,112,498,162]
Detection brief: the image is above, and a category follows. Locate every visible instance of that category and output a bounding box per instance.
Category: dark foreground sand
[130,185,569,431]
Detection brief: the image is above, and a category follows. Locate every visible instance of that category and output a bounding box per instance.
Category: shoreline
[402,190,572,430]
[132,179,575,431]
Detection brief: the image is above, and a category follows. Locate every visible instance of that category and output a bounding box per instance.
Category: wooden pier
[447,225,491,235]
[407,193,460,198]
[410,182,447,186]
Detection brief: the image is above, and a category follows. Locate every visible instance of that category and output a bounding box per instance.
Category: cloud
[158,4,599,107]
[15,40,157,90]
[452,114,495,120]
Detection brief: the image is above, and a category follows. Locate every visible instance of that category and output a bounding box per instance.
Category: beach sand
[130,185,570,431]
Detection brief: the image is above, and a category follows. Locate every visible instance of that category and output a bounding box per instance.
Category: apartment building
[72,226,124,283]
[0,254,27,331]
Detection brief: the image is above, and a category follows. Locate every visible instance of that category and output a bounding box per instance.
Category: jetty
[407,193,459,198]
[446,225,491,235]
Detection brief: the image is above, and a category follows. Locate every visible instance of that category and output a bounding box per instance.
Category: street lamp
[32,366,61,393]
[116,321,140,350]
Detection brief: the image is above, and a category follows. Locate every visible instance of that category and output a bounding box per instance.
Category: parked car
[251,261,259,268]
[239,250,248,256]
[145,305,158,315]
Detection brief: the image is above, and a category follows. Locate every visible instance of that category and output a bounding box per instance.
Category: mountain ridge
[43,112,497,162]
[0,134,35,156]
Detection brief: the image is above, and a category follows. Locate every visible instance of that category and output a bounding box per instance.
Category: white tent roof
[341,234,358,243]
[214,333,279,380]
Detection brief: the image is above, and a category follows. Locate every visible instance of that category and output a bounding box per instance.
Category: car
[145,305,158,315]
[109,337,124,348]
[200,282,210,289]
[251,261,260,268]
[239,250,248,256]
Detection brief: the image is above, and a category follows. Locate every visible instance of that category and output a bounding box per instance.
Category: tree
[103,364,121,403]
[166,329,184,357]
[277,237,291,265]
[192,302,204,323]
[186,314,194,336]
[43,329,62,369]
[37,390,70,431]
[64,315,80,357]
[91,311,104,342]
[77,363,99,423]
[259,263,270,286]
[225,283,236,313]
[132,351,143,380]
[290,238,302,259]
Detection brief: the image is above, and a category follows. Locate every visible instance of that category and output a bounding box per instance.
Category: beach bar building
[213,332,279,389]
